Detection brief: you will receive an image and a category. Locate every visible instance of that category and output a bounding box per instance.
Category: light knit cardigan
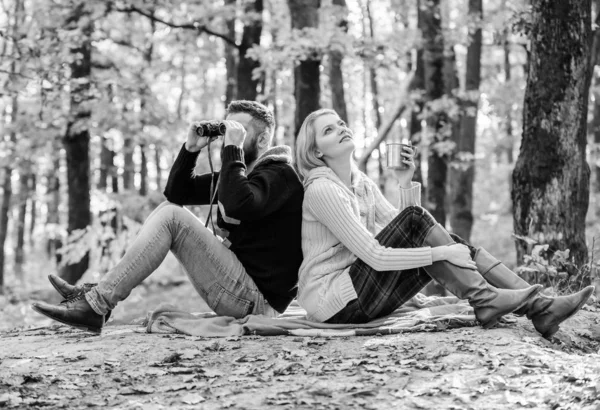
[298,167,433,322]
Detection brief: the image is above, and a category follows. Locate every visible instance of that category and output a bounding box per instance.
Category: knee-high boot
[474,247,594,338]
[423,224,542,329]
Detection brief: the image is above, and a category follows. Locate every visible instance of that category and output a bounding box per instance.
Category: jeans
[85,201,277,318]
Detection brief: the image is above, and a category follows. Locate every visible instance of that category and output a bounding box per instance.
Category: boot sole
[31,304,103,334]
[537,286,595,339]
[480,285,543,329]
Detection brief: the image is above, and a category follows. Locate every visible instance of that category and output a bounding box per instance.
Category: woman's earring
[315,151,323,159]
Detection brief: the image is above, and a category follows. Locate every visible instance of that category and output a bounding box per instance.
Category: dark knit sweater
[163,144,304,313]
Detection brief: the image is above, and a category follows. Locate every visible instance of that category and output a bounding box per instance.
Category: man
[32,100,304,333]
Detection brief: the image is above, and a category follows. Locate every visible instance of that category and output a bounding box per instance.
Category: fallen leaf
[181,393,205,404]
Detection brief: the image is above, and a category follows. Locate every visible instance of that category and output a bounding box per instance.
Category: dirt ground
[2,288,600,410]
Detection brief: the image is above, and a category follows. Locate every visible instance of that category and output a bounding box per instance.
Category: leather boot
[31,295,105,334]
[48,274,112,321]
[423,224,542,328]
[475,247,595,338]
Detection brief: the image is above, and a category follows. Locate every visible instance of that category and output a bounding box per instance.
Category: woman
[294,108,593,338]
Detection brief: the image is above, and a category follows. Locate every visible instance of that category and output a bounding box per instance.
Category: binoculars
[195,121,226,138]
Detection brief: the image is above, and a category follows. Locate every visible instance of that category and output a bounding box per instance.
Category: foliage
[513,234,597,295]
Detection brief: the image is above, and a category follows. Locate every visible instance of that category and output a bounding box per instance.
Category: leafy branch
[115,5,238,48]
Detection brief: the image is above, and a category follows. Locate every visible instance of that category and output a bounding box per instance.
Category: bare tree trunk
[410,47,426,190]
[289,0,321,137]
[99,136,112,191]
[503,27,514,164]
[421,0,447,226]
[513,0,592,266]
[225,0,238,107]
[449,0,481,241]
[61,2,93,284]
[154,145,162,192]
[14,170,29,277]
[29,173,36,246]
[139,144,148,196]
[329,0,348,123]
[46,147,61,264]
[237,0,263,100]
[122,134,134,190]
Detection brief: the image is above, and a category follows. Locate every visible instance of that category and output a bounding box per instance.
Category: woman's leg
[327,206,436,324]
[328,206,542,326]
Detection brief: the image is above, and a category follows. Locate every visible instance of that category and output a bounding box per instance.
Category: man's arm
[163,144,219,206]
[217,146,294,221]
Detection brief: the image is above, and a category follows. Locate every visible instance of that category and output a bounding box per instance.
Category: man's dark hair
[226,100,275,137]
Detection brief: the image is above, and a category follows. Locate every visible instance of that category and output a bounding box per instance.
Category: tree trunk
[139,144,148,196]
[61,2,93,284]
[421,0,447,226]
[122,135,134,190]
[503,26,514,164]
[14,171,29,278]
[46,148,61,264]
[329,0,348,123]
[99,136,112,190]
[237,0,263,101]
[154,145,162,192]
[289,0,321,137]
[225,0,238,107]
[410,48,426,190]
[29,173,36,246]
[512,0,592,266]
[449,0,481,241]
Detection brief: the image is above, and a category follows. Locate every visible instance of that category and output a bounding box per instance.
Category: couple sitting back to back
[33,102,593,339]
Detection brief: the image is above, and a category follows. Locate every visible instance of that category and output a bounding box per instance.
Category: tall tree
[224,0,238,106]
[512,0,592,266]
[421,0,447,225]
[237,0,264,100]
[329,0,348,123]
[449,0,482,241]
[61,2,93,284]
[289,0,321,137]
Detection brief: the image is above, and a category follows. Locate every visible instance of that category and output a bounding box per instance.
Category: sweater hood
[253,145,293,168]
[303,166,362,195]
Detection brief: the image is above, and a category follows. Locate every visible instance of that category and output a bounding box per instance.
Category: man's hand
[185,121,219,152]
[222,120,247,148]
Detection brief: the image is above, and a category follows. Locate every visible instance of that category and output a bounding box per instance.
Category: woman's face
[313,113,355,163]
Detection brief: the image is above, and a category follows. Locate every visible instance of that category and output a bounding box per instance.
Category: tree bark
[29,173,36,246]
[329,0,348,123]
[410,47,426,190]
[99,137,112,190]
[139,144,148,196]
[512,0,592,266]
[14,170,29,277]
[289,0,321,137]
[237,0,263,100]
[122,134,134,190]
[449,0,481,241]
[154,145,162,192]
[503,26,514,164]
[224,0,238,106]
[421,0,447,226]
[46,146,61,264]
[61,2,93,284]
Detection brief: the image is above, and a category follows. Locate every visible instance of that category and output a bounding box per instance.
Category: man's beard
[221,138,259,166]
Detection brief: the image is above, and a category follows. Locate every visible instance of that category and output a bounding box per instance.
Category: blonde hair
[295,108,338,180]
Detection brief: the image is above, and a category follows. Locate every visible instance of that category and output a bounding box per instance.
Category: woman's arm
[306,181,433,271]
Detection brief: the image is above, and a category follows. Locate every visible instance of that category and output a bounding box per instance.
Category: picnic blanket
[144,293,483,337]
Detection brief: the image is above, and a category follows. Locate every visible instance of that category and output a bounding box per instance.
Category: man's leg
[85,201,274,318]
[33,202,275,333]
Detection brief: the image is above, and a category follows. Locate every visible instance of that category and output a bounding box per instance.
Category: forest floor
[2,275,600,410]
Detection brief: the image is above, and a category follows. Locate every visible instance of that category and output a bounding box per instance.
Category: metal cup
[386,143,417,170]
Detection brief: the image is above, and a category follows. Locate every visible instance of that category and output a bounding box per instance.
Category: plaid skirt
[326,205,439,324]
